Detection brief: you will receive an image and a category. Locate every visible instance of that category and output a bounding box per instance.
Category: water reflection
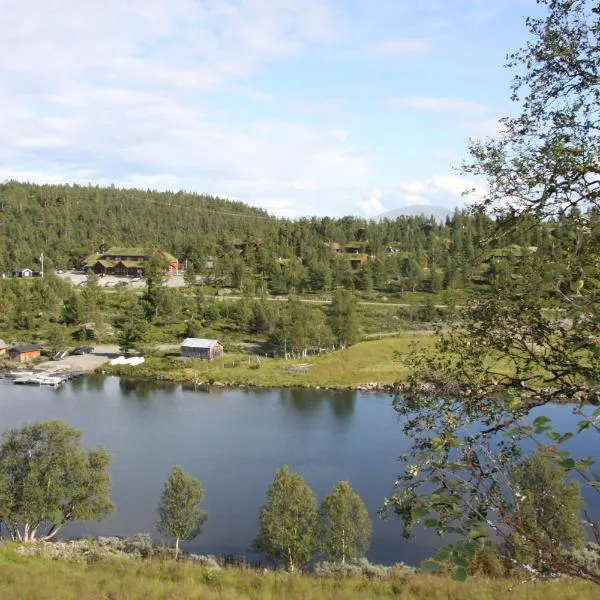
[85,375,106,392]
[278,388,356,422]
[119,378,178,399]
[181,383,226,398]
[330,392,356,421]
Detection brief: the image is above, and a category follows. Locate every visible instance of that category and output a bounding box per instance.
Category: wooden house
[83,247,178,276]
[0,339,7,357]
[180,338,224,360]
[9,343,42,362]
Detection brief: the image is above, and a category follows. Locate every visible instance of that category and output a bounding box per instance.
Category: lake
[0,376,596,565]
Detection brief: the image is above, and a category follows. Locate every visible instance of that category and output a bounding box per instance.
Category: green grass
[104,335,435,388]
[0,544,596,600]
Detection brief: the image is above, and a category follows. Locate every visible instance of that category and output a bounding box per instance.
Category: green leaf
[411,507,430,520]
[559,458,576,470]
[424,519,440,529]
[577,420,591,433]
[467,526,488,540]
[452,565,468,582]
[533,416,552,427]
[421,560,443,573]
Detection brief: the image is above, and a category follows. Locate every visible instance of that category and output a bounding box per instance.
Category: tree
[156,465,207,559]
[386,0,600,585]
[114,297,148,355]
[183,262,197,287]
[46,323,69,356]
[142,252,168,319]
[318,481,371,563]
[253,465,317,572]
[506,451,585,570]
[0,421,114,542]
[328,289,359,348]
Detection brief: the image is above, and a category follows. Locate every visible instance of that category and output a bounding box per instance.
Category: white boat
[13,375,64,387]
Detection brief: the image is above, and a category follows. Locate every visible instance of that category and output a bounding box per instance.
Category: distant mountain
[374,204,452,223]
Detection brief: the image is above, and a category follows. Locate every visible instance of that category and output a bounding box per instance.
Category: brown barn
[9,344,42,362]
[180,338,224,360]
[0,339,7,357]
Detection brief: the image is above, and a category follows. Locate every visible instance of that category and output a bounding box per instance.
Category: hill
[0,180,276,272]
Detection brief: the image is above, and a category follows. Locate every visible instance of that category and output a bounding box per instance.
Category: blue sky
[0,0,542,217]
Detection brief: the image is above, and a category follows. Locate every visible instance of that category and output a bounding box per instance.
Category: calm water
[0,376,597,565]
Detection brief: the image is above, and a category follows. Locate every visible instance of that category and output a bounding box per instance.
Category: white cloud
[0,0,376,217]
[368,38,431,56]
[363,175,487,216]
[361,189,386,217]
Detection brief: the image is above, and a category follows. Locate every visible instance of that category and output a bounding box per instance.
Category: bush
[314,558,414,580]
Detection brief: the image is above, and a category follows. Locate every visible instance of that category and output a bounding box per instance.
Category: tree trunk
[342,527,346,564]
[175,537,180,560]
[287,547,294,573]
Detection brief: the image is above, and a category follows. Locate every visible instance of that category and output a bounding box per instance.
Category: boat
[13,375,64,387]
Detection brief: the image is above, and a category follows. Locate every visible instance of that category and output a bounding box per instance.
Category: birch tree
[0,421,114,542]
[156,465,207,559]
[318,480,371,563]
[253,465,317,572]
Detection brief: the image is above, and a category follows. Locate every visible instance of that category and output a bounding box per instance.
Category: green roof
[119,260,144,268]
[105,247,148,256]
[83,247,177,265]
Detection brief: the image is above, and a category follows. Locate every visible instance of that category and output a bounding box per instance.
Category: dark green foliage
[0,421,114,542]
[328,290,359,348]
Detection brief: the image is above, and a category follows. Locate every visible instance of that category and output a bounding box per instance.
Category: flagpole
[41,252,44,278]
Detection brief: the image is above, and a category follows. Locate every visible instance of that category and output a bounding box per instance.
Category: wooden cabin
[180,338,224,361]
[83,247,178,276]
[9,343,42,362]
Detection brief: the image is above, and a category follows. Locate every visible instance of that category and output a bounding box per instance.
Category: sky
[0,0,544,218]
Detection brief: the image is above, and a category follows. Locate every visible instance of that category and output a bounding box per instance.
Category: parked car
[71,346,94,355]
[131,276,142,282]
[55,268,65,274]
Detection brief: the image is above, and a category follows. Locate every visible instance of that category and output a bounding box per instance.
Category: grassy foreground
[103,335,435,388]
[0,545,596,600]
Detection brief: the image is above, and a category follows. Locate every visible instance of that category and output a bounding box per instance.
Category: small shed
[180,338,223,360]
[0,339,7,356]
[9,343,42,362]
[13,268,33,278]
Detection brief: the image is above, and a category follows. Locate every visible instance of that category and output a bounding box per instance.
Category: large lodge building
[83,247,178,277]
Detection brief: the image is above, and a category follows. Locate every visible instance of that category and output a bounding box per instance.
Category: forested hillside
[2,180,593,298]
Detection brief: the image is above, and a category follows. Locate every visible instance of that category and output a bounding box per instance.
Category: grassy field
[0,544,596,600]
[103,334,436,388]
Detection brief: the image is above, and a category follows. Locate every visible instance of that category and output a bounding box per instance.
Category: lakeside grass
[0,544,596,600]
[103,334,436,388]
